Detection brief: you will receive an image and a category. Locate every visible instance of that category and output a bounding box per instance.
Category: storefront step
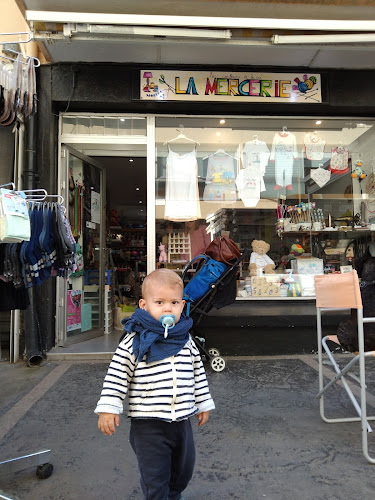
[47,351,114,361]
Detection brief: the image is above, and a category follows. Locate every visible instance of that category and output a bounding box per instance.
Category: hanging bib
[311,167,331,188]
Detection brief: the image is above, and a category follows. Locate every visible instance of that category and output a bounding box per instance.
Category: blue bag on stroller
[183,254,227,314]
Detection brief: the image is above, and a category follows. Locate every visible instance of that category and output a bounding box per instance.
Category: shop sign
[140,70,321,103]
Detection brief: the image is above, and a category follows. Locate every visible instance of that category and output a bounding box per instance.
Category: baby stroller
[182,249,249,372]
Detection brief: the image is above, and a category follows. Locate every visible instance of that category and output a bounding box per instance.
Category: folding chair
[315,271,375,463]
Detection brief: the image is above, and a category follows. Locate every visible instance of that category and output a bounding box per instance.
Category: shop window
[61,115,147,137]
[155,116,375,299]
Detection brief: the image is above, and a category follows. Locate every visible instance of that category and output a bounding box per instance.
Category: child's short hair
[142,269,183,298]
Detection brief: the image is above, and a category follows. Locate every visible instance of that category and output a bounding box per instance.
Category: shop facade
[36,63,375,354]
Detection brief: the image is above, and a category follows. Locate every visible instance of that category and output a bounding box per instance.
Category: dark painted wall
[48,63,375,116]
[0,126,15,185]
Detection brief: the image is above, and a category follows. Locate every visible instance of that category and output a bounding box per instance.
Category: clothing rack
[0,32,33,44]
[0,184,54,485]
[0,38,39,124]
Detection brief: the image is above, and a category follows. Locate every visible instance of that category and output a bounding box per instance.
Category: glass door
[57,145,106,345]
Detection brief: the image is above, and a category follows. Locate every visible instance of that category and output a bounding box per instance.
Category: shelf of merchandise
[83,285,100,328]
[168,232,191,264]
[104,285,113,334]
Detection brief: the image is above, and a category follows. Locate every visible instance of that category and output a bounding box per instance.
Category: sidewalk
[1,355,375,500]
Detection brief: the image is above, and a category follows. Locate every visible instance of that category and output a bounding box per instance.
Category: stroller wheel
[210,356,225,372]
[208,347,220,357]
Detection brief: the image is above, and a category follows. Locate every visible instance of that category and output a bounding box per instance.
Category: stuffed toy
[159,243,167,262]
[351,160,366,180]
[290,243,305,256]
[249,239,276,276]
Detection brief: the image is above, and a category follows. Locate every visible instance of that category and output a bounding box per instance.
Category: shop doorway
[57,146,106,345]
[57,146,147,347]
[95,156,147,332]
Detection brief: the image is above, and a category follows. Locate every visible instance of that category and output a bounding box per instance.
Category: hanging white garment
[203,152,237,203]
[270,132,298,187]
[311,167,331,188]
[0,189,31,242]
[304,134,326,161]
[164,147,201,221]
[236,166,262,207]
[242,139,270,191]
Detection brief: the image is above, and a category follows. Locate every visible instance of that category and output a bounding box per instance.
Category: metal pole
[23,115,44,366]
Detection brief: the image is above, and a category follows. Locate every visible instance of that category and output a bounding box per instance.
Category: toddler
[95,268,215,500]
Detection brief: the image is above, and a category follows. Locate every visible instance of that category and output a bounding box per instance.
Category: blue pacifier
[160,315,176,338]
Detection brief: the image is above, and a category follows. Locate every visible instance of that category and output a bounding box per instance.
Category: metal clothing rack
[0,183,54,485]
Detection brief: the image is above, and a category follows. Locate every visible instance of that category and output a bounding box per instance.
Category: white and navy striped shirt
[95,332,215,422]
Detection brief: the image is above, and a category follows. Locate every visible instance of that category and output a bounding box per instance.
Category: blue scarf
[122,308,193,364]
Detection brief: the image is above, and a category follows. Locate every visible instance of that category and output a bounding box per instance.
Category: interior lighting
[120,118,125,121]
[135,187,140,191]
[316,120,322,125]
[129,159,134,162]
[216,132,221,136]
[220,119,226,124]
[273,33,375,44]
[139,201,143,204]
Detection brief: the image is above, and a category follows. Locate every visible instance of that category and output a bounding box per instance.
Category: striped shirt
[95,332,215,422]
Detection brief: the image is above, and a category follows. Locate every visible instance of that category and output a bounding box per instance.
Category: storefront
[36,63,375,352]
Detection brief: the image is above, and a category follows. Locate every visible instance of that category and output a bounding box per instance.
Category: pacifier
[159,315,176,338]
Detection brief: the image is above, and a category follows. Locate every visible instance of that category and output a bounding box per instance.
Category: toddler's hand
[197,411,209,427]
[98,413,120,435]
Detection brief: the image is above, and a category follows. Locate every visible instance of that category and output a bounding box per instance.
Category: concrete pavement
[1,355,375,499]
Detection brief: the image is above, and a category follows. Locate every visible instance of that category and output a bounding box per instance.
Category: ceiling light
[129,159,134,162]
[273,33,375,44]
[135,187,140,191]
[216,132,221,136]
[220,119,225,124]
[316,120,322,125]
[139,201,143,204]
[120,118,125,122]
[25,11,375,32]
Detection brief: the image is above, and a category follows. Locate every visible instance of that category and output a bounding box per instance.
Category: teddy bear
[249,239,276,276]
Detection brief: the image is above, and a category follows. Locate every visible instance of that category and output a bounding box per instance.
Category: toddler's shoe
[286,184,293,190]
[273,184,282,190]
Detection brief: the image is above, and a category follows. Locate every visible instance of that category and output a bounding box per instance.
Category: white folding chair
[315,271,375,463]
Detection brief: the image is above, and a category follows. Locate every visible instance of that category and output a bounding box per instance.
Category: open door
[57,145,106,345]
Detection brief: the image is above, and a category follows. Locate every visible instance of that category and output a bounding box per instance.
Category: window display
[155,115,375,300]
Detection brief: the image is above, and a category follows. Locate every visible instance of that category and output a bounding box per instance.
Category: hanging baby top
[236,165,262,207]
[304,133,326,161]
[242,139,270,192]
[0,189,31,243]
[203,152,237,203]
[270,132,298,189]
[330,146,349,175]
[164,146,201,221]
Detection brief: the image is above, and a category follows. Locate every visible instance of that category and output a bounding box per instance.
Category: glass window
[61,115,147,137]
[155,116,375,298]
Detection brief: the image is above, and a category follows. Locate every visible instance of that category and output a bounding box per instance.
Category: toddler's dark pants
[129,418,195,500]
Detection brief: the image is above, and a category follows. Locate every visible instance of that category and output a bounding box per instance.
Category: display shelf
[109,226,146,232]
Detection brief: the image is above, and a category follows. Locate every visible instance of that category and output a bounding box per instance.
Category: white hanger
[282,126,289,134]
[0,182,15,190]
[163,125,200,145]
[203,141,235,160]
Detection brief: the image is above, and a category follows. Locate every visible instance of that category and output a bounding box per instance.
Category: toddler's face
[139,283,185,324]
